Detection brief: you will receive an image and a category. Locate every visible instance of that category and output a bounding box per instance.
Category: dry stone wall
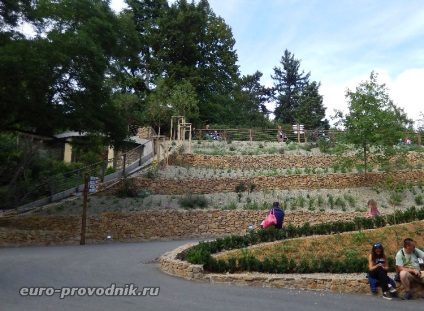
[160,242,424,297]
[170,153,424,169]
[0,210,363,247]
[135,170,424,195]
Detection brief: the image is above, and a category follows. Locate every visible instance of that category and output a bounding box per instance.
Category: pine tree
[272,50,310,124]
[293,81,329,130]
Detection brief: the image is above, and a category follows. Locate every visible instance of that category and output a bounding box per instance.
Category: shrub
[115,179,138,198]
[415,195,424,205]
[138,189,150,199]
[235,181,247,193]
[178,193,208,209]
[105,166,116,175]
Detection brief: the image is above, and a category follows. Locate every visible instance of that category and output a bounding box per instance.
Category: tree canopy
[333,71,413,174]
[1,0,335,148]
[0,0,128,145]
[272,49,328,129]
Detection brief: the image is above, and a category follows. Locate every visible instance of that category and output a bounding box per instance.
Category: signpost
[292,124,304,143]
[81,175,98,245]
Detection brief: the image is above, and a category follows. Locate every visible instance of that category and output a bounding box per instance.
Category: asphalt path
[0,240,422,311]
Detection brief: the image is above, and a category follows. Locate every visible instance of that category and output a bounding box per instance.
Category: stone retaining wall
[135,170,424,195]
[0,210,363,247]
[160,241,424,297]
[170,153,424,169]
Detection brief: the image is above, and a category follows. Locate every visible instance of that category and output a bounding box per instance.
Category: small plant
[105,166,116,175]
[335,197,346,209]
[344,194,356,207]
[389,193,403,206]
[288,143,297,151]
[414,195,424,205]
[297,196,305,208]
[332,164,339,173]
[327,195,334,209]
[235,181,247,193]
[222,202,237,210]
[352,231,366,243]
[146,161,159,178]
[138,189,150,199]
[308,197,315,209]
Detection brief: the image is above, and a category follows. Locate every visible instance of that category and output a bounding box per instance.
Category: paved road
[0,240,422,311]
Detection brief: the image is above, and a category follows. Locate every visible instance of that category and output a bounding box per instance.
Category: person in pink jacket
[365,199,380,217]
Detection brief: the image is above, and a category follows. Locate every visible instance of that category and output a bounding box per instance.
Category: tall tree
[160,0,239,126]
[233,71,273,127]
[333,71,413,175]
[0,0,129,145]
[125,0,169,92]
[125,0,239,127]
[272,49,310,124]
[170,80,199,121]
[293,81,329,130]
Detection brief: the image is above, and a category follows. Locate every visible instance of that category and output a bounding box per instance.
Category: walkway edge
[159,242,373,293]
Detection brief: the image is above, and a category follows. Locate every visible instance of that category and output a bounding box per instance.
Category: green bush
[105,166,116,175]
[115,179,138,198]
[415,195,424,205]
[178,193,208,209]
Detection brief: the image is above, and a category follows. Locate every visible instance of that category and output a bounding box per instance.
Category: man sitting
[395,238,424,300]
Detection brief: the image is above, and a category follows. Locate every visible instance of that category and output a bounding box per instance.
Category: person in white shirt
[395,238,424,300]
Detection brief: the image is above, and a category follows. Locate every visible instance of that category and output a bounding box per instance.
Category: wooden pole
[297,123,300,143]
[189,124,192,153]
[80,174,88,245]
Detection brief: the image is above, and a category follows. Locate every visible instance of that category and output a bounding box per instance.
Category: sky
[110,0,424,128]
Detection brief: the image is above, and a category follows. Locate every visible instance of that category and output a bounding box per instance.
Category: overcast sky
[111,0,424,128]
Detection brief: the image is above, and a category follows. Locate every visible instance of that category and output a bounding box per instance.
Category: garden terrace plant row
[183,206,424,274]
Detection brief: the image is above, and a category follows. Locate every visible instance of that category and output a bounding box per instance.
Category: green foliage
[115,179,139,198]
[184,207,424,273]
[415,195,424,205]
[333,71,413,176]
[178,192,209,209]
[235,181,247,193]
[105,166,116,175]
[272,50,328,129]
[1,0,129,144]
[220,202,237,210]
[138,189,151,199]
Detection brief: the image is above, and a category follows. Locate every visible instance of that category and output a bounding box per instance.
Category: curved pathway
[0,240,421,311]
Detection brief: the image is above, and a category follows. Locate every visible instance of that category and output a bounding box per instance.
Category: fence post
[80,173,88,245]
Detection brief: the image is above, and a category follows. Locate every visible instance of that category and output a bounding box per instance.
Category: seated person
[368,243,396,299]
[395,238,424,300]
[365,199,380,217]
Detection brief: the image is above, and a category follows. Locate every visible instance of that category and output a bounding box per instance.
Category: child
[365,199,380,217]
